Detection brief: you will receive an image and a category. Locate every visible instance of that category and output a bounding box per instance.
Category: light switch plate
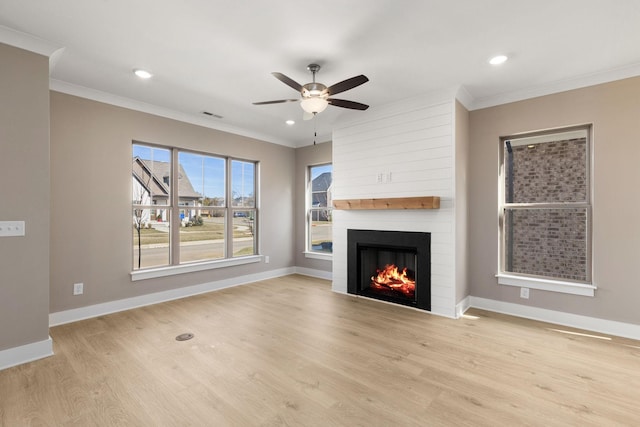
[0,221,25,237]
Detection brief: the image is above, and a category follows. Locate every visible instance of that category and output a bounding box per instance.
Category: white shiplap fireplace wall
[331,88,467,318]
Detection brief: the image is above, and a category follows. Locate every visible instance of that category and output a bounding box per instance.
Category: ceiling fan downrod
[307,63,321,82]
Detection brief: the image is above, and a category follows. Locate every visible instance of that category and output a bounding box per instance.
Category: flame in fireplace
[370,264,415,298]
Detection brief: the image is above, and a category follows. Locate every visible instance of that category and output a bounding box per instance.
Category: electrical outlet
[73,283,84,295]
[520,287,530,299]
[264,255,270,264]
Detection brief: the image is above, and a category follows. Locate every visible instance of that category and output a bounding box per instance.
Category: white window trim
[132,143,259,274]
[306,163,333,257]
[496,273,595,297]
[303,251,332,261]
[131,255,262,281]
[498,125,594,295]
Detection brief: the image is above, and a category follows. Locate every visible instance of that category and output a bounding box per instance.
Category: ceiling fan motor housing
[302,82,328,99]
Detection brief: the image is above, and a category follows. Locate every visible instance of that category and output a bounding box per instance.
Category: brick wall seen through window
[502,128,590,283]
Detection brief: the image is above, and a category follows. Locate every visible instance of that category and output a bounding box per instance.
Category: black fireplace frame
[347,229,431,311]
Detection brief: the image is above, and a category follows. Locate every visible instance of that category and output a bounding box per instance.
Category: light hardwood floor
[1,275,639,426]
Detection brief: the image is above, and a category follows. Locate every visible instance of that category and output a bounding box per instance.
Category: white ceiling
[1,0,639,147]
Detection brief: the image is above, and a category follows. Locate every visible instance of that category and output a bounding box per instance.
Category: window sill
[131,255,262,281]
[496,274,595,297]
[303,251,332,261]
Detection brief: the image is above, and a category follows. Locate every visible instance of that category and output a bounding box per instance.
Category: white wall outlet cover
[73,283,84,295]
[0,221,25,237]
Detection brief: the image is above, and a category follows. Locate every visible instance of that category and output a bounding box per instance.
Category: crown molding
[470,62,640,110]
[454,85,474,110]
[49,79,295,148]
[0,24,62,57]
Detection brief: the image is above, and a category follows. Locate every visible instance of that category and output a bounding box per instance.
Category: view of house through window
[308,164,333,254]
[500,127,591,283]
[132,145,171,269]
[132,143,257,270]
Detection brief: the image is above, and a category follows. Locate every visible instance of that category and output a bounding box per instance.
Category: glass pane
[180,211,226,263]
[133,144,171,203]
[178,152,226,207]
[504,208,587,281]
[504,136,586,203]
[232,210,256,257]
[309,164,332,253]
[310,209,333,253]
[132,144,171,270]
[133,209,170,270]
[177,152,227,263]
[231,160,255,208]
[309,164,332,207]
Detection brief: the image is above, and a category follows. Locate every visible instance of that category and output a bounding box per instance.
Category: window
[133,145,171,270]
[231,159,257,257]
[307,164,333,257]
[132,143,258,274]
[498,126,593,295]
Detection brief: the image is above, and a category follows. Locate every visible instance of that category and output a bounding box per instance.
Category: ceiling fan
[253,63,369,119]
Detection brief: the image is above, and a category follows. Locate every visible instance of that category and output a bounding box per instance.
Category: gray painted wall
[50,92,296,313]
[0,43,50,351]
[468,76,640,324]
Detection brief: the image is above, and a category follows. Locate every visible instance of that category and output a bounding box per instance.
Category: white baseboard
[50,267,295,326]
[469,296,640,341]
[0,337,53,371]
[294,267,332,281]
[456,296,471,318]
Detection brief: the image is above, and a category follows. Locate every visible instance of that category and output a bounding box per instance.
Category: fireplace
[347,229,431,310]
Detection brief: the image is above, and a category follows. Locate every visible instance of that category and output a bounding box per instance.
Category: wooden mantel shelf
[333,196,440,210]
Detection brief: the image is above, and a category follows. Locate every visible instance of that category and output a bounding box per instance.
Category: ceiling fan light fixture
[300,97,328,114]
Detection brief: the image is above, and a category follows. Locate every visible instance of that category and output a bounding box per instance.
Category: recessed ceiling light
[133,69,153,79]
[489,55,508,65]
[285,120,295,126]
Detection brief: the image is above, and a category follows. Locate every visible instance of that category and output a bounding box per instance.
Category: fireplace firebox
[347,229,431,310]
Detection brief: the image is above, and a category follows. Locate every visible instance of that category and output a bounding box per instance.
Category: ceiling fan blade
[272,72,304,92]
[328,98,369,110]
[327,75,369,96]
[252,99,299,105]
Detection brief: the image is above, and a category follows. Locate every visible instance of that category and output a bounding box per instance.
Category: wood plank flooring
[1,274,639,426]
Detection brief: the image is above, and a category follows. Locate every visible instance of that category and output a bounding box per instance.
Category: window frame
[131,142,260,281]
[496,125,596,296]
[305,163,333,260]
[132,145,172,270]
